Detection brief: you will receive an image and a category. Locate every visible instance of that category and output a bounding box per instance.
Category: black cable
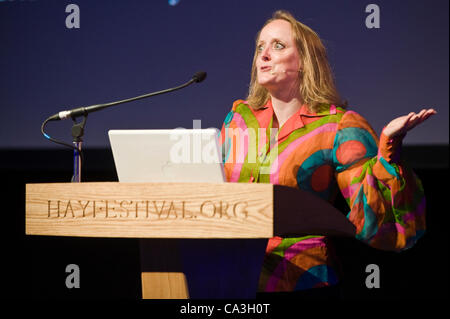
[41,117,84,168]
[40,71,207,179]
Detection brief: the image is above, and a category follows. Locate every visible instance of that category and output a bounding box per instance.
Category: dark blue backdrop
[1,0,448,149]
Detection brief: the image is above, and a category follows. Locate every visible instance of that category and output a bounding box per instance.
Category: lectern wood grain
[25,181,355,299]
[141,272,189,299]
[26,182,274,238]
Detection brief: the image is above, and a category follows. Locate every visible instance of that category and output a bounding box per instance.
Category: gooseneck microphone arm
[46,71,207,121]
[41,71,207,182]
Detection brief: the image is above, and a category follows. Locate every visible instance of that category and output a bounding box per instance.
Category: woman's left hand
[382,108,437,138]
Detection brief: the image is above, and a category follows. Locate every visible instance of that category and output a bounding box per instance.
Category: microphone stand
[71,114,87,182]
[41,71,207,183]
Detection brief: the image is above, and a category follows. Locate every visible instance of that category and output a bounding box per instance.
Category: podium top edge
[25,182,274,188]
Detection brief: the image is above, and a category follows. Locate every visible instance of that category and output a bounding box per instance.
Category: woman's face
[255,19,301,94]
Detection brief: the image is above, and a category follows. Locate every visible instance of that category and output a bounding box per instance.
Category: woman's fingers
[384,109,436,138]
[406,113,419,125]
[402,113,415,127]
[422,110,436,121]
[416,109,436,122]
[417,109,427,118]
[405,109,436,130]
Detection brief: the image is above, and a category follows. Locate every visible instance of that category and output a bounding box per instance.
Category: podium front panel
[26,182,274,239]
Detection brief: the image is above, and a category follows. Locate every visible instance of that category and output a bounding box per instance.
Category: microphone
[270,70,286,75]
[270,65,301,75]
[47,71,207,121]
[270,65,286,75]
[192,71,207,83]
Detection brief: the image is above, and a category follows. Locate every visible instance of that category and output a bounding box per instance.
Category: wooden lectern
[26,182,355,299]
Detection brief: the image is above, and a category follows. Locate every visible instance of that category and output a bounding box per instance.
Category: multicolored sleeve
[219,100,245,181]
[332,110,426,252]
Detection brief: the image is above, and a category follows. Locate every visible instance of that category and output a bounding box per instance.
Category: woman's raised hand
[382,109,437,138]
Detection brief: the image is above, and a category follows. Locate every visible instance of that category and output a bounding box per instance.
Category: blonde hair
[246,10,346,112]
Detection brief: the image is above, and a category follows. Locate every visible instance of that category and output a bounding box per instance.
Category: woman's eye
[257,44,264,52]
[274,42,285,49]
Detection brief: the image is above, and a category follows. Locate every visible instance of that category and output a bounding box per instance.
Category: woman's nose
[261,48,271,61]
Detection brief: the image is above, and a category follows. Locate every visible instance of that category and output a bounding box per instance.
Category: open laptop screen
[108,128,225,183]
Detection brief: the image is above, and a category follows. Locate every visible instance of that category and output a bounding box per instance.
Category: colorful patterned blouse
[219,99,426,292]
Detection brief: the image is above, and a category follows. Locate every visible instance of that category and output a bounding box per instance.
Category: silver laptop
[108,128,225,183]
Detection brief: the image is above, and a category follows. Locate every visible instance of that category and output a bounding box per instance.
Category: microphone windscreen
[192,71,207,83]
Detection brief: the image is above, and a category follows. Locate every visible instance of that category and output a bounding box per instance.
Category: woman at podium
[219,10,435,298]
